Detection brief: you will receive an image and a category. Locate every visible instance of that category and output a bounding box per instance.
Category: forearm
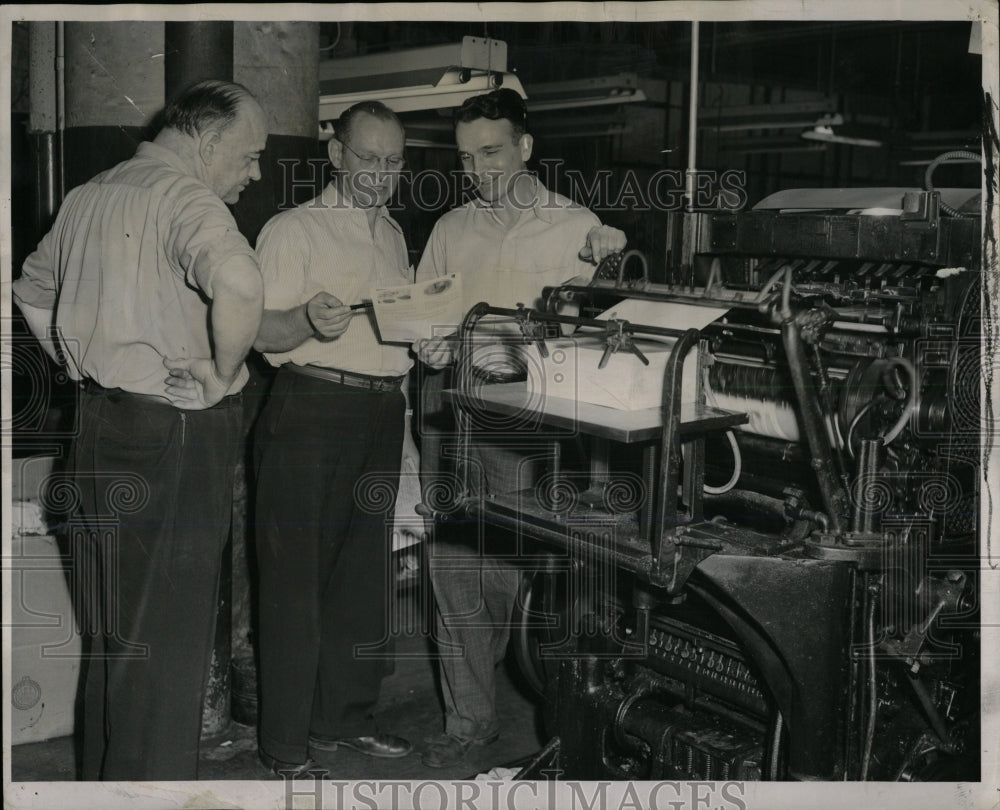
[15,300,61,363]
[209,257,264,379]
[253,304,314,353]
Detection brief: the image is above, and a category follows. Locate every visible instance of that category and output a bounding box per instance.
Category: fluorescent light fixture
[709,113,843,133]
[523,74,646,112]
[318,37,526,137]
[319,70,526,129]
[801,125,882,148]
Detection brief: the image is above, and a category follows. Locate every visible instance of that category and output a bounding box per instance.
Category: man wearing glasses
[251,101,416,776]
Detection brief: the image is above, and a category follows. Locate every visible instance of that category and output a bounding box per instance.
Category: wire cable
[704,430,742,495]
[924,149,981,217]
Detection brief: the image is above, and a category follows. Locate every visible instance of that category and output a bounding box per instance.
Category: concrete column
[234,21,318,137]
[227,22,324,728]
[28,22,58,237]
[164,22,234,96]
[64,21,163,128]
[61,22,163,190]
[231,22,324,244]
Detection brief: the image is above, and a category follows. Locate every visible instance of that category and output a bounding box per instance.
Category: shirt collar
[136,141,203,180]
[318,181,402,234]
[470,175,558,225]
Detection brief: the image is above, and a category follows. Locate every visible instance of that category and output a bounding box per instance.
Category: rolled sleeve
[167,184,256,299]
[13,230,58,310]
[256,216,311,311]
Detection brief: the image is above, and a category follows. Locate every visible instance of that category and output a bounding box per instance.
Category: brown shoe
[421,731,500,768]
[309,733,412,759]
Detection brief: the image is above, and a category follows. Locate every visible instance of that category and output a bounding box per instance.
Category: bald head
[158,80,269,204]
[164,80,260,139]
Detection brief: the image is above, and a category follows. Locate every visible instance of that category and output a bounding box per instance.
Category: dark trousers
[72,386,242,781]
[254,368,405,764]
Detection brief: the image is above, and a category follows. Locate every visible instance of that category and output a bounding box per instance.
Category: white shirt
[416,179,601,370]
[257,183,414,377]
[416,178,600,311]
[13,141,257,399]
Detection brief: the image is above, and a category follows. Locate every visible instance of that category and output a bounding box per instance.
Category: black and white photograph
[2,3,998,809]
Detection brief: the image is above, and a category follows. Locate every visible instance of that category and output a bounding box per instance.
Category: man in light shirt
[12,80,268,781]
[251,101,416,776]
[415,88,627,769]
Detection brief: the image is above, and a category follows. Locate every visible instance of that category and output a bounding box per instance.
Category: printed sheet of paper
[371,274,464,343]
[593,298,731,339]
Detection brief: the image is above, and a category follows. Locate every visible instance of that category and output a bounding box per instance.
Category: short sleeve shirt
[416,178,600,314]
[257,183,414,377]
[12,141,257,399]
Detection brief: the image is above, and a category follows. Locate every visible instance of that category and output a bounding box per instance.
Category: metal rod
[652,329,701,572]
[907,672,955,751]
[686,21,700,210]
[478,300,694,340]
[55,21,65,201]
[780,318,849,533]
[513,736,561,780]
[454,302,491,498]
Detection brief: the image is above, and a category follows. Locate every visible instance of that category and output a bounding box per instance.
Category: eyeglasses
[340,141,406,171]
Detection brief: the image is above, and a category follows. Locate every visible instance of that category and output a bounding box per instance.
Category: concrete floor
[10,585,547,783]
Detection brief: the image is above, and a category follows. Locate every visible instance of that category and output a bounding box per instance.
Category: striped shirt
[257,183,414,377]
[13,141,258,400]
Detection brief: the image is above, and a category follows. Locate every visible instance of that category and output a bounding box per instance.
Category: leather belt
[286,363,404,392]
[81,378,242,408]
[81,378,173,406]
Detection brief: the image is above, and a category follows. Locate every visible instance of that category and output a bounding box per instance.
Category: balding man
[13,79,268,781]
[250,100,415,776]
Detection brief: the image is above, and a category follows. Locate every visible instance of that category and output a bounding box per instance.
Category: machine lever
[516,304,549,358]
[598,343,615,370]
[629,341,649,366]
[598,319,648,369]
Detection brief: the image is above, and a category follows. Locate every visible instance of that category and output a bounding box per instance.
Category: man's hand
[579,225,628,263]
[163,357,240,409]
[306,292,352,340]
[415,335,457,370]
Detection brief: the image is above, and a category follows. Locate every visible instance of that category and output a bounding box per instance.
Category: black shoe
[259,749,329,779]
[308,733,412,759]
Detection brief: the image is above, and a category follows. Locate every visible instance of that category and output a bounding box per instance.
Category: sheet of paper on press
[529,299,732,411]
[585,298,801,440]
[594,298,731,336]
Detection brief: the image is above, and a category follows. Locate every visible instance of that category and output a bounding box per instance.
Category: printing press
[424,185,982,782]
